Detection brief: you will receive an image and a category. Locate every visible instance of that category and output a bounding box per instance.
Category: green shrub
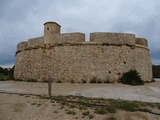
[119,69,144,85]
[26,79,37,82]
[70,80,75,83]
[15,78,23,81]
[43,80,48,83]
[88,115,94,119]
[82,111,90,116]
[104,79,111,83]
[109,116,116,120]
[106,107,117,113]
[151,79,155,82]
[95,107,106,114]
[117,101,139,111]
[56,80,62,83]
[158,104,160,109]
[66,111,76,115]
[90,77,97,83]
[97,79,102,83]
[82,79,87,83]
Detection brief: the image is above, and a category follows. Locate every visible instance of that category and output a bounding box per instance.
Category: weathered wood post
[48,76,52,98]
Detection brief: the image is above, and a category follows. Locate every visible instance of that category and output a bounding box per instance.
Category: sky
[0,0,160,68]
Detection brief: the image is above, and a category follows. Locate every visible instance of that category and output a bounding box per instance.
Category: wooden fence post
[48,76,52,98]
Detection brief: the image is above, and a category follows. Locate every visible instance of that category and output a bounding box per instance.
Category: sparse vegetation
[90,77,97,83]
[119,69,144,85]
[88,114,94,119]
[43,80,48,83]
[70,80,75,83]
[15,78,23,81]
[104,79,111,83]
[56,80,62,83]
[151,79,155,82]
[26,79,37,82]
[109,116,116,120]
[6,92,160,119]
[82,111,90,116]
[82,79,87,83]
[31,103,36,105]
[66,111,76,115]
[95,107,106,114]
[158,104,160,109]
[106,107,117,113]
[97,79,102,83]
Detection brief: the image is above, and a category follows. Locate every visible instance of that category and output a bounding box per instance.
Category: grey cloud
[0,0,160,67]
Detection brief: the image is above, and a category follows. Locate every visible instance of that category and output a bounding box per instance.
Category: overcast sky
[0,0,160,67]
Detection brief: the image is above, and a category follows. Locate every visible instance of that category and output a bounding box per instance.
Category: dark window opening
[109,71,111,74]
[124,62,126,64]
[47,28,49,30]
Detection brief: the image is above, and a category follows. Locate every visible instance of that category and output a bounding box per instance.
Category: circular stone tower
[44,21,61,44]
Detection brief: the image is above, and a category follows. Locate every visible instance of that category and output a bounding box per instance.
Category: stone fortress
[14,21,152,82]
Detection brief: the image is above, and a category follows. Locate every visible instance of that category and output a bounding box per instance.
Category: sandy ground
[0,79,160,120]
[0,80,160,103]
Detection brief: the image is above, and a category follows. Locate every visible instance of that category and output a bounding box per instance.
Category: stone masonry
[14,21,152,82]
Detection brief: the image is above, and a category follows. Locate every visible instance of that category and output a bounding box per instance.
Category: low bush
[82,111,90,116]
[97,79,102,83]
[56,80,62,83]
[88,115,94,119]
[70,80,75,83]
[26,79,37,82]
[109,116,116,120]
[66,111,76,115]
[151,79,155,82]
[90,77,97,83]
[82,79,87,83]
[95,107,106,114]
[106,107,117,113]
[15,78,23,81]
[119,69,144,85]
[104,79,111,83]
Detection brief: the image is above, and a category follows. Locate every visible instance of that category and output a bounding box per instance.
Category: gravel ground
[0,79,160,120]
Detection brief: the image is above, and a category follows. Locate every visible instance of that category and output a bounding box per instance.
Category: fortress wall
[90,32,135,45]
[28,36,44,48]
[133,47,152,81]
[15,44,147,82]
[14,48,45,81]
[135,38,148,47]
[51,33,85,44]
[17,42,28,51]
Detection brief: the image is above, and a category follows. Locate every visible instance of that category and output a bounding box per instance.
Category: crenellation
[28,36,44,48]
[51,32,85,44]
[90,32,135,45]
[14,21,152,82]
[17,41,28,51]
[135,38,148,47]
